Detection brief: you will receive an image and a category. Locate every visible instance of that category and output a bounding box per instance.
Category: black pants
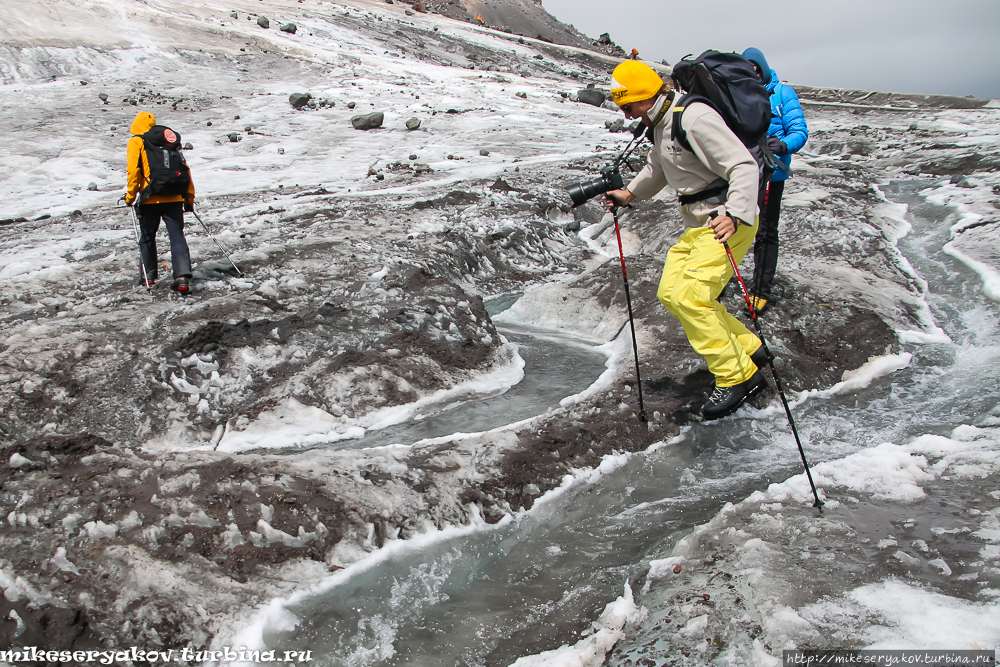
[751,179,785,299]
[138,202,191,281]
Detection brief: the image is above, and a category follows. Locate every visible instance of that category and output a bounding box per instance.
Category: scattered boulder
[576,89,606,107]
[257,16,269,28]
[183,142,193,150]
[351,112,384,130]
[413,163,433,175]
[409,154,418,160]
[405,9,414,15]
[228,133,241,142]
[86,182,97,191]
[479,149,490,156]
[98,92,108,102]
[289,92,312,108]
[230,11,238,18]
[347,101,356,109]
[405,117,421,130]
[598,33,612,45]
[516,92,527,99]
[413,0,426,11]
[277,148,285,154]
[606,118,625,133]
[280,22,297,34]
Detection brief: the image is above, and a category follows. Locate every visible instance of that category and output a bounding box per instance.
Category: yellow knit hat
[610,61,664,107]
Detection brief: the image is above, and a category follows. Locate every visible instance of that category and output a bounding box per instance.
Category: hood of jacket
[741,47,771,86]
[129,111,156,136]
[765,68,781,93]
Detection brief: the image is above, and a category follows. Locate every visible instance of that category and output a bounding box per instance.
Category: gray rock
[606,118,625,133]
[289,92,312,108]
[405,9,414,15]
[563,219,581,233]
[347,101,356,109]
[413,163,433,175]
[183,142,193,150]
[280,22,297,34]
[228,133,241,142]
[405,117,421,130]
[257,16,269,28]
[277,148,285,155]
[351,112,384,130]
[479,149,490,156]
[409,154,418,160]
[230,11,238,18]
[98,93,108,102]
[576,89,606,107]
[86,182,97,191]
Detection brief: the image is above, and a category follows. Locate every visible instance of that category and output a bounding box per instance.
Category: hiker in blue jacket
[741,47,808,314]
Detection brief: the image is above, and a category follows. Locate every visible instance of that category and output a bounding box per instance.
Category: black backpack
[669,51,776,207]
[138,125,190,201]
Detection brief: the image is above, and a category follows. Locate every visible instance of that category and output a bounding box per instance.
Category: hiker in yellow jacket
[125,111,196,293]
[604,61,768,420]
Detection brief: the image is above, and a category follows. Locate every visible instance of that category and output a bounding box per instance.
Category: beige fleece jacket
[626,93,759,227]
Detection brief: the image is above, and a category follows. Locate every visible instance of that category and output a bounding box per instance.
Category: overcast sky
[542,0,1000,100]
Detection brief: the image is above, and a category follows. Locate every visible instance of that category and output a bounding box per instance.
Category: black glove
[767,136,788,157]
[184,202,194,213]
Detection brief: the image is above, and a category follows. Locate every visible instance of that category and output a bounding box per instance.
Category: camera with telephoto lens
[566,164,624,207]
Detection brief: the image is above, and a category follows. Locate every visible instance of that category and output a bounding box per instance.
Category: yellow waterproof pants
[657,220,762,387]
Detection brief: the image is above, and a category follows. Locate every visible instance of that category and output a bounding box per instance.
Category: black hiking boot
[750,345,774,370]
[703,371,767,420]
[170,276,190,294]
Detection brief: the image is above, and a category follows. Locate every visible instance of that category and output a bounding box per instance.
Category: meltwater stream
[258,182,1000,665]
[339,322,612,451]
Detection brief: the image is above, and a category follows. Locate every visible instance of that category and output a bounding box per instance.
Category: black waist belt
[677,178,729,206]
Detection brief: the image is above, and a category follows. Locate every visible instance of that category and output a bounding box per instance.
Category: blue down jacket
[742,48,808,182]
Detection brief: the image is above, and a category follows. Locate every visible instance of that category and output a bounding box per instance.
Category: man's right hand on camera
[604,189,636,211]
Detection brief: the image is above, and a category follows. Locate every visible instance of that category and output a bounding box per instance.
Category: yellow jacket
[125,111,196,206]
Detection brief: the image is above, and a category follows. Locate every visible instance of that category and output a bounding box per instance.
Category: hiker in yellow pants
[657,220,760,389]
[604,61,768,419]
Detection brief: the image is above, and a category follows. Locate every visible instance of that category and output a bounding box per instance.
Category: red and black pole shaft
[721,236,823,510]
[611,206,646,422]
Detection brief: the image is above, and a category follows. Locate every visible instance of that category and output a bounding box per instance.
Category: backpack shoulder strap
[670,93,720,152]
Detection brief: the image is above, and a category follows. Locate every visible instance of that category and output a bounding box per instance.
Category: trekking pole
[721,237,823,510]
[190,208,244,277]
[611,206,647,422]
[127,202,153,295]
